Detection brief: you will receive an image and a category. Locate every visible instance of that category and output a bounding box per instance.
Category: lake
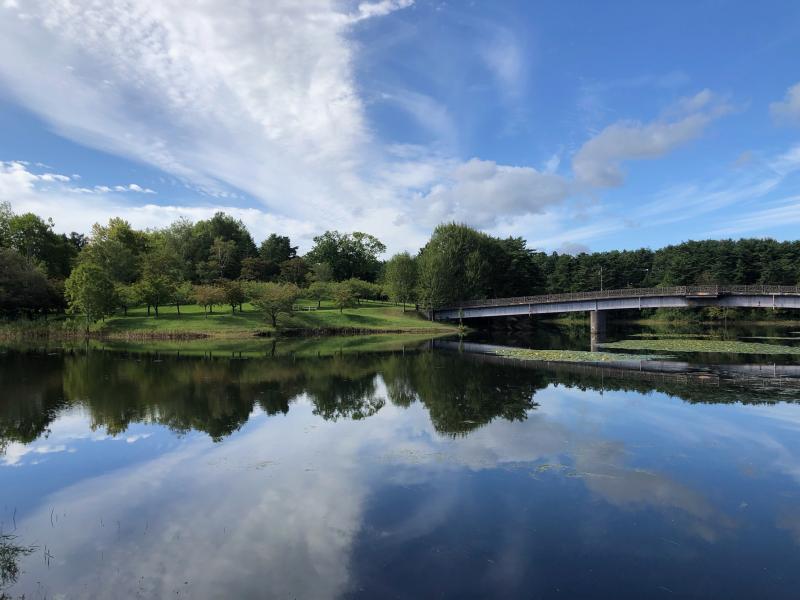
[3,327,800,599]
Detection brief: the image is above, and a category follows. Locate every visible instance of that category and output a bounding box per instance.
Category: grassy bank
[1,300,459,341]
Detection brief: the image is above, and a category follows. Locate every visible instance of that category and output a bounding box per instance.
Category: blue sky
[0,0,799,254]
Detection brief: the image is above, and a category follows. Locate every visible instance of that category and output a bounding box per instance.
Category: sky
[0,0,799,255]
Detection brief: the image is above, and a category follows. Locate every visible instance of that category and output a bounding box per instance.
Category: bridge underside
[434,295,800,321]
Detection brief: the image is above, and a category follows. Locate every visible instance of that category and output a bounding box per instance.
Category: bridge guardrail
[442,285,800,310]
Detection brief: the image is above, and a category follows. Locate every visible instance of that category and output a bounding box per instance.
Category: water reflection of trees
[0,353,69,452]
[397,352,544,436]
[0,349,547,445]
[4,346,798,450]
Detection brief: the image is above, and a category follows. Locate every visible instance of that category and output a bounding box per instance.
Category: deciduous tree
[250,282,300,327]
[65,262,117,331]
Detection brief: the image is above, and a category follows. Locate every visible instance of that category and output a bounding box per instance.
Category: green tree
[115,283,140,316]
[279,257,309,285]
[260,234,297,264]
[415,223,492,308]
[193,284,225,317]
[190,212,257,281]
[222,280,246,313]
[77,218,146,284]
[200,237,237,282]
[305,231,386,281]
[137,274,175,318]
[306,281,332,308]
[307,261,334,283]
[240,256,278,281]
[0,201,12,247]
[333,282,357,313]
[383,252,417,309]
[2,210,77,279]
[250,282,300,327]
[0,248,59,317]
[65,262,117,331]
[172,281,193,316]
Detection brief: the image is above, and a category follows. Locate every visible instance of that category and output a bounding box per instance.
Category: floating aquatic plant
[600,338,800,355]
[495,348,666,363]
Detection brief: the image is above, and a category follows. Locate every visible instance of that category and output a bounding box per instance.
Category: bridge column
[590,310,606,336]
[590,310,607,352]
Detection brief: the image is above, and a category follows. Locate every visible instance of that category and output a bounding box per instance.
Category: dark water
[3,337,800,599]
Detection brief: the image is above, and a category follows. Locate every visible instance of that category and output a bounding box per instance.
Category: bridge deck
[434,285,800,320]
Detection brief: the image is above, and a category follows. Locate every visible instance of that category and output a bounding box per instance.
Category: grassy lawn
[96,300,457,338]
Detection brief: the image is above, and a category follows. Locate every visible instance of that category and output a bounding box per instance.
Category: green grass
[495,348,667,363]
[96,301,457,339]
[600,338,800,355]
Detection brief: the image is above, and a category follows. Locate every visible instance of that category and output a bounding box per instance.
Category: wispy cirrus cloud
[572,90,732,187]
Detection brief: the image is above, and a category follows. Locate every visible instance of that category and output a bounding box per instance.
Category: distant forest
[1,201,799,322]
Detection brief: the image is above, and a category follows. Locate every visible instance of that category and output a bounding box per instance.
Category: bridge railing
[442,285,800,310]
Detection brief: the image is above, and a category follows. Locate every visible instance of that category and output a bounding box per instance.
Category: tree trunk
[147,305,151,317]
[176,303,181,317]
[123,306,128,316]
[271,313,277,327]
[231,305,235,314]
[154,304,159,318]
[317,299,321,308]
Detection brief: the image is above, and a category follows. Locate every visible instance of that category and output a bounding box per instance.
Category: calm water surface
[3,334,800,599]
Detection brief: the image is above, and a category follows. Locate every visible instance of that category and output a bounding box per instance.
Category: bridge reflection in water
[432,285,800,348]
[432,339,800,404]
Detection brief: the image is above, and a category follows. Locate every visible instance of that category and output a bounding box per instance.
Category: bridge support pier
[590,310,606,352]
[590,310,606,336]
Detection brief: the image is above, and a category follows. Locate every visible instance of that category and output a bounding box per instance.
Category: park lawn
[282,305,454,332]
[96,301,456,338]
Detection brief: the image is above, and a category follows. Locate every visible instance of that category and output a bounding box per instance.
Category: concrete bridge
[432,285,800,335]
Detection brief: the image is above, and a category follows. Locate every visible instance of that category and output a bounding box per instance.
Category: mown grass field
[96,299,457,338]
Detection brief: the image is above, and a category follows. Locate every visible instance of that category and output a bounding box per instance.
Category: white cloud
[479,27,526,99]
[410,158,570,228]
[0,1,758,253]
[556,241,590,256]
[711,195,800,236]
[572,90,730,187]
[0,160,318,246]
[0,0,413,234]
[352,0,414,21]
[770,82,800,125]
[378,88,457,145]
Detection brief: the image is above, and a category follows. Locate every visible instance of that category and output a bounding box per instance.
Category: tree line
[2,200,800,325]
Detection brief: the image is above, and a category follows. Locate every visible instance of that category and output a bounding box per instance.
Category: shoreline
[0,324,459,342]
